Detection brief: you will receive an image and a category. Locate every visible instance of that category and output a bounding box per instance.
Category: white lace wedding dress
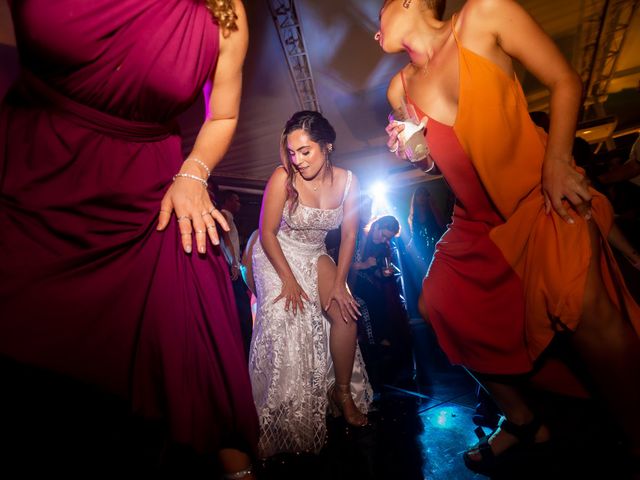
[249,170,373,458]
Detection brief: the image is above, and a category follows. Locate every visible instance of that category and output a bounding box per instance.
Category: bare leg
[419,285,549,459]
[317,255,367,426]
[218,448,255,479]
[570,222,640,456]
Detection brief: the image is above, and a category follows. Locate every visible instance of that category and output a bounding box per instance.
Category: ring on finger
[201,210,211,217]
[209,207,217,215]
[195,229,206,234]
[207,225,216,231]
[177,215,190,222]
[159,209,171,214]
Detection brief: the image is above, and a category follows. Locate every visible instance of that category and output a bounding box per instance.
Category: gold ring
[209,207,216,215]
[207,225,216,230]
[195,229,205,234]
[177,216,190,222]
[159,209,171,214]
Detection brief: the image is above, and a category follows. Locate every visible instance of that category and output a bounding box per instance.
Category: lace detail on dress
[249,170,372,458]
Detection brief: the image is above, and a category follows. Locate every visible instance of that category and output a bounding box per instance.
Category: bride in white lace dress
[248,111,372,458]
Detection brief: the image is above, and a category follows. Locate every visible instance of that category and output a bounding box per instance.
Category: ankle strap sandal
[463,416,549,475]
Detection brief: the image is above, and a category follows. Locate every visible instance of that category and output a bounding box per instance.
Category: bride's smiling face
[285,129,326,180]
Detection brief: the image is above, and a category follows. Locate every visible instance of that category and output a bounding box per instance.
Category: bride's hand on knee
[273,277,309,315]
[325,284,360,323]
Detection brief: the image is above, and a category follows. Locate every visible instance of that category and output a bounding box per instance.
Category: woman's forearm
[336,231,357,284]
[544,72,582,165]
[188,118,238,170]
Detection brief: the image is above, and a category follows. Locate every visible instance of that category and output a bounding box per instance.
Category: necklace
[307,162,327,191]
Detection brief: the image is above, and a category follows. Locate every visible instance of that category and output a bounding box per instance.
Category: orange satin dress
[409,16,640,375]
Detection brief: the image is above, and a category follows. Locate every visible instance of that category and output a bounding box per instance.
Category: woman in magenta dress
[0,0,257,476]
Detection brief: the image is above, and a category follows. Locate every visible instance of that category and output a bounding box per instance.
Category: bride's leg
[317,255,367,425]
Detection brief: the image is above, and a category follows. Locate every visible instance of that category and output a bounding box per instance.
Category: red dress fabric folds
[0,0,258,454]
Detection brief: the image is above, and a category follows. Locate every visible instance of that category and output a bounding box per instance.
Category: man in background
[219,190,253,359]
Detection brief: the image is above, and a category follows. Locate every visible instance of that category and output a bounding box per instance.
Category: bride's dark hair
[280,111,336,214]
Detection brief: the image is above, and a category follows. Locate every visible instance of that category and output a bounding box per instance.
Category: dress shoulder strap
[341,170,353,205]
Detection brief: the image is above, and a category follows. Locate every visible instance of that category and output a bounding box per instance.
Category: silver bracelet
[185,157,211,178]
[172,173,208,188]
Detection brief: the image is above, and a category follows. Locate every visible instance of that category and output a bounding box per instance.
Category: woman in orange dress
[376,0,640,473]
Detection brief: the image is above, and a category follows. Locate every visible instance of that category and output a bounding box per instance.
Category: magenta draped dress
[0,0,258,454]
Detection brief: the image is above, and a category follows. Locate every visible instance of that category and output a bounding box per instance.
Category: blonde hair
[206,0,239,34]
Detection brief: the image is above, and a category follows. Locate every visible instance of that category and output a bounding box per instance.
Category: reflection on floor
[259,321,636,480]
[0,321,636,479]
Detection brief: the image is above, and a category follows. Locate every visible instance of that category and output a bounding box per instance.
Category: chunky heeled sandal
[463,416,549,475]
[327,383,368,427]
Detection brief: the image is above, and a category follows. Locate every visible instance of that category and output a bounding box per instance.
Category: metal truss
[575,0,640,118]
[267,0,321,112]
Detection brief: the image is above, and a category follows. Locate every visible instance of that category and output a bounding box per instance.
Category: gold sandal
[327,383,368,427]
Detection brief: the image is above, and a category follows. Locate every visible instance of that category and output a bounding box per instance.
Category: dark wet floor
[0,321,636,479]
[258,321,637,480]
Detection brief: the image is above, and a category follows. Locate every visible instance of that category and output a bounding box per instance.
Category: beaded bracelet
[185,157,211,178]
[173,173,208,188]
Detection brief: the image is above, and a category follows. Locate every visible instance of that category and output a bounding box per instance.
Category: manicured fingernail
[185,245,192,253]
[199,246,205,254]
[568,218,575,224]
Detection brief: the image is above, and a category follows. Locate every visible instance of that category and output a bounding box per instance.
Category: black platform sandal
[463,416,549,475]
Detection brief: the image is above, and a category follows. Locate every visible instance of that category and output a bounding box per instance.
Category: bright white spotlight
[369,181,390,216]
[369,181,388,197]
